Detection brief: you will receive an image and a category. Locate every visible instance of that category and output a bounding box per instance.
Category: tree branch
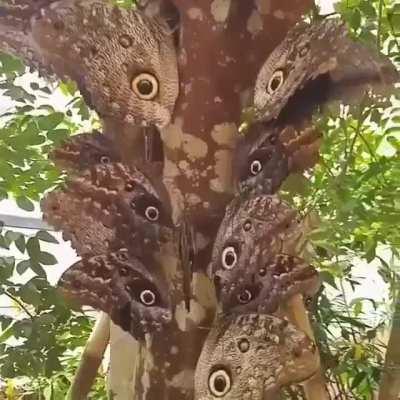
[378,291,400,400]
[67,313,110,400]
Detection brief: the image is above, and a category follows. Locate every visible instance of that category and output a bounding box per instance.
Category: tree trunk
[109,1,315,398]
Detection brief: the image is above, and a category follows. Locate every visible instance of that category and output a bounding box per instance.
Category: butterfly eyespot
[237,289,252,304]
[237,338,250,353]
[131,73,159,100]
[221,246,238,270]
[100,155,111,164]
[298,41,310,57]
[145,206,159,222]
[140,289,156,306]
[249,160,262,176]
[243,220,252,232]
[267,70,284,94]
[208,369,232,397]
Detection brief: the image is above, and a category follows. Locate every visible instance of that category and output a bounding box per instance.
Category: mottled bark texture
[122,0,316,399]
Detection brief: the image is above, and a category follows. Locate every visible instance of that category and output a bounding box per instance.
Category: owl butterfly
[236,19,399,195]
[208,195,320,314]
[50,131,120,172]
[0,0,179,128]
[58,249,172,340]
[235,122,321,195]
[254,18,399,123]
[41,162,173,258]
[194,313,319,400]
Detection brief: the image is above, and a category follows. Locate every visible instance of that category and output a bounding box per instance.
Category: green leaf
[38,252,57,266]
[349,8,362,30]
[16,260,31,275]
[16,196,34,211]
[36,231,59,244]
[26,237,41,260]
[0,321,16,344]
[37,113,64,131]
[15,235,26,253]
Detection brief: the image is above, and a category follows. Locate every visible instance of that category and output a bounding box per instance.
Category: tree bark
[113,1,316,398]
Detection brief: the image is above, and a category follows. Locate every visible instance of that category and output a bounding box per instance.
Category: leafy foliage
[282,0,400,398]
[0,53,104,398]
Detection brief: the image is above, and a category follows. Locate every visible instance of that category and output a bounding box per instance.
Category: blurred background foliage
[0,0,398,399]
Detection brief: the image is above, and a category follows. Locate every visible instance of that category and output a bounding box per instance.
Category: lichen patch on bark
[192,272,217,309]
[182,134,208,160]
[255,0,272,15]
[161,117,184,151]
[210,122,237,148]
[210,0,231,23]
[247,9,264,36]
[209,149,234,193]
[175,300,207,331]
[187,7,204,21]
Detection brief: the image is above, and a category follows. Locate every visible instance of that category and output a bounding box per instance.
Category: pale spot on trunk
[195,232,211,251]
[247,9,263,36]
[186,193,202,206]
[255,0,272,14]
[167,369,195,389]
[175,300,207,331]
[140,342,155,395]
[210,149,233,193]
[163,159,180,178]
[160,118,184,150]
[273,9,286,19]
[210,0,231,23]
[187,7,204,20]
[192,272,217,309]
[182,134,208,160]
[211,122,237,148]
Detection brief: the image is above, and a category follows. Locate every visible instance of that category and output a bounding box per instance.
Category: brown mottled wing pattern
[194,313,319,399]
[235,121,322,195]
[254,19,399,123]
[41,190,115,256]
[58,249,172,340]
[219,254,320,315]
[208,195,319,315]
[42,162,174,258]
[0,0,179,127]
[50,131,121,172]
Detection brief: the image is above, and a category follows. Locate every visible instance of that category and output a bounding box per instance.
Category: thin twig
[3,289,34,318]
[377,0,385,50]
